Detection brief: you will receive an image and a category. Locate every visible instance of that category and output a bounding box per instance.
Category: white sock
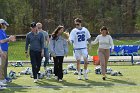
[78,70,81,75]
[84,69,87,74]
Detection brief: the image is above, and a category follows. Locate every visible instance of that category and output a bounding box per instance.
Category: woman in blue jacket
[49,25,68,82]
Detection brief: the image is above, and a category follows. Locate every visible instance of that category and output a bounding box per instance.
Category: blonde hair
[62,31,69,40]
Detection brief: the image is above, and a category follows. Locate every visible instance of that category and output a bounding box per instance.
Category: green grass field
[2,39,139,93]
[1,64,140,93]
[8,39,140,61]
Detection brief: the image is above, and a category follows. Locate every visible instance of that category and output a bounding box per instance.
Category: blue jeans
[44,48,49,67]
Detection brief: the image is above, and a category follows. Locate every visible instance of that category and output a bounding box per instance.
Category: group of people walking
[0,17,114,84]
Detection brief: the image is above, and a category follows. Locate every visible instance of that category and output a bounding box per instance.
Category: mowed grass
[1,64,140,93]
[8,39,140,61]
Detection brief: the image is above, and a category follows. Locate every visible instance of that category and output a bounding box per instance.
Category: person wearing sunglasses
[69,18,91,80]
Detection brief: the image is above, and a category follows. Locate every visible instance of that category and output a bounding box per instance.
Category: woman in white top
[92,26,114,80]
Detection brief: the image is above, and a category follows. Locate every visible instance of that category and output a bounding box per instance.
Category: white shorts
[73,48,88,60]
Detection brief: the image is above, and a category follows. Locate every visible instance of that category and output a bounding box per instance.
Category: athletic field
[0,39,140,93]
[1,64,140,93]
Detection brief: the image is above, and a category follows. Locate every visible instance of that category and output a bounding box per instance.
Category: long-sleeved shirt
[49,36,68,56]
[91,35,114,49]
[25,32,44,52]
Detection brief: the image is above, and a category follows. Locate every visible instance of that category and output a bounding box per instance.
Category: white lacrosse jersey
[69,27,91,49]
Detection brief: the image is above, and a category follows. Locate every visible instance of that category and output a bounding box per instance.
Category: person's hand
[25,52,29,58]
[111,49,114,53]
[9,35,16,42]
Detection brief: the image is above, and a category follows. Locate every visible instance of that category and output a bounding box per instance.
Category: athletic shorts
[73,48,88,60]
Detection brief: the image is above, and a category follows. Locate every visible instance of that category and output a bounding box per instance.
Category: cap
[0,19,9,26]
[30,22,36,28]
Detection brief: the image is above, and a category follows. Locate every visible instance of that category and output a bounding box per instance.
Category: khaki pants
[0,52,8,80]
[0,57,2,79]
[98,48,110,75]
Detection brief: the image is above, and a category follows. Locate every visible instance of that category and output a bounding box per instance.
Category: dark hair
[52,25,64,40]
[100,26,109,34]
[74,18,82,23]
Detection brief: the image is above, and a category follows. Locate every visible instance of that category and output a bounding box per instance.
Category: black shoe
[102,77,106,80]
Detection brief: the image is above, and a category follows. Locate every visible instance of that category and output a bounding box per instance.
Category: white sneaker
[59,79,63,82]
[78,75,82,80]
[54,76,58,80]
[34,79,38,83]
[0,86,7,89]
[84,73,88,80]
[0,82,7,86]
[0,79,7,84]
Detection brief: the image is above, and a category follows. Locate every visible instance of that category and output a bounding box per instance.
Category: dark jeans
[44,48,49,67]
[53,56,64,80]
[30,50,42,79]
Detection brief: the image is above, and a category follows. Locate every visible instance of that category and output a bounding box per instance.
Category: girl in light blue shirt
[49,25,68,81]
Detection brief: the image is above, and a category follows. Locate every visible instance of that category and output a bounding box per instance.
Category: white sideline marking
[5,84,140,89]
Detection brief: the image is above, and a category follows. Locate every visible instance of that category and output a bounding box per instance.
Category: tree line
[0,0,140,35]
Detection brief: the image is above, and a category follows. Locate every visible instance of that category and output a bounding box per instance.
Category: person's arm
[91,35,99,45]
[86,29,92,49]
[48,37,56,57]
[109,35,114,50]
[46,32,50,47]
[0,35,16,43]
[25,34,30,53]
[69,30,75,44]
[41,33,44,57]
[64,39,68,56]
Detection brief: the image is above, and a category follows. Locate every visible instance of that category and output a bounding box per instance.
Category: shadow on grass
[57,79,114,88]
[0,82,28,93]
[106,77,137,85]
[82,79,114,87]
[35,79,62,90]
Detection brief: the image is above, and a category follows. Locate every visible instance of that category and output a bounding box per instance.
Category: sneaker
[0,86,7,89]
[54,76,58,80]
[46,77,51,79]
[102,77,106,80]
[34,79,38,83]
[0,79,7,84]
[58,79,63,82]
[0,82,7,86]
[78,75,82,80]
[84,73,88,80]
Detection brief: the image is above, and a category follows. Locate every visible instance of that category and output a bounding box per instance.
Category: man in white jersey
[69,18,91,80]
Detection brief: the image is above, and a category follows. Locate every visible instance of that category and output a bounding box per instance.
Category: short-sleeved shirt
[0,29,8,51]
[69,27,91,49]
[39,30,49,48]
